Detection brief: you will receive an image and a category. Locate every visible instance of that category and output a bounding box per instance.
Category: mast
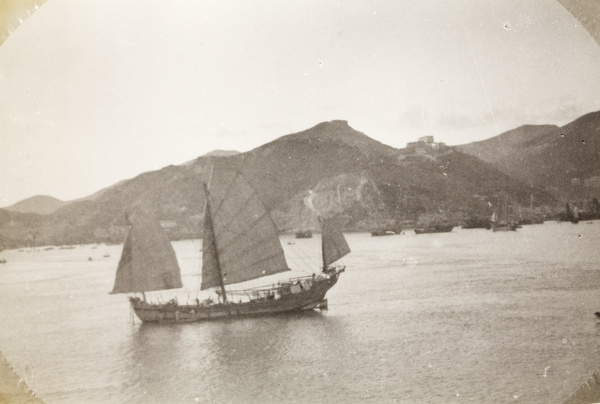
[321,218,327,270]
[203,182,228,302]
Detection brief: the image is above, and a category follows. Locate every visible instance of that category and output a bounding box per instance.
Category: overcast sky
[1,0,599,207]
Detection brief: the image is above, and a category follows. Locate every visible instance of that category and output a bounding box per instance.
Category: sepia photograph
[1,1,600,403]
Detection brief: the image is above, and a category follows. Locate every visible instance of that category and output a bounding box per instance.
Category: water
[1,221,599,403]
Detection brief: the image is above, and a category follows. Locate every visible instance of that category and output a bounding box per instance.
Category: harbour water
[0,221,599,403]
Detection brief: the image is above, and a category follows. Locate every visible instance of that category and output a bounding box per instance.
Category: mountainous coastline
[1,111,599,249]
[4,195,67,215]
[457,110,600,199]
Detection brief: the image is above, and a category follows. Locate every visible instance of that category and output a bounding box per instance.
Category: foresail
[111,212,183,294]
[201,167,289,290]
[321,217,351,267]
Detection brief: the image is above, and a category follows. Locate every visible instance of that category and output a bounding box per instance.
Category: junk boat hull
[112,165,351,324]
[414,224,454,234]
[130,271,342,323]
[491,223,518,232]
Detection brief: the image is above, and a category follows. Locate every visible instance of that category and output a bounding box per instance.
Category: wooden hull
[131,271,342,323]
[492,224,518,232]
[414,225,454,234]
[370,230,396,236]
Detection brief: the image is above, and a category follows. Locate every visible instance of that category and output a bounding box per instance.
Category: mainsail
[320,217,351,267]
[201,167,290,290]
[111,211,183,294]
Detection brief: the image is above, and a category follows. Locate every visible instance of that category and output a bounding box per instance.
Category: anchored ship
[111,165,350,323]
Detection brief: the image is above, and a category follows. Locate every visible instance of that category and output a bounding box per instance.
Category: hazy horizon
[2,0,600,207]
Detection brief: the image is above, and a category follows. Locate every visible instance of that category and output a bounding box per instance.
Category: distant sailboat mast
[203,182,228,302]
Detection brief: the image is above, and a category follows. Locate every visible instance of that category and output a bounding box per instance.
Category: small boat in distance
[370,229,396,236]
[490,211,518,232]
[570,204,580,224]
[414,223,454,234]
[111,165,350,323]
[369,213,402,237]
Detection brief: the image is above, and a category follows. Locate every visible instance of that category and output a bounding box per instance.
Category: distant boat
[490,206,518,232]
[561,200,600,223]
[491,221,518,232]
[111,165,350,323]
[561,202,580,223]
[571,206,580,224]
[370,218,402,236]
[414,224,454,234]
[518,216,544,225]
[370,229,396,236]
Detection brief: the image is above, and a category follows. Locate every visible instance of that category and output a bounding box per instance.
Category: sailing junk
[111,168,350,323]
[490,204,519,232]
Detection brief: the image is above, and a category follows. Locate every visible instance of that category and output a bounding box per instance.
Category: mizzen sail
[321,217,351,267]
[201,167,289,290]
[111,211,183,294]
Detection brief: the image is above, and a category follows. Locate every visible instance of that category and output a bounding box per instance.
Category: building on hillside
[405,136,447,155]
[160,220,178,229]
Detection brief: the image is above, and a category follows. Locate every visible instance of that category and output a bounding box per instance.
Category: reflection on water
[1,222,600,403]
[125,311,352,403]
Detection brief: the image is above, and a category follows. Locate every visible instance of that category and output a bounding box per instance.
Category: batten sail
[111,211,183,294]
[321,217,351,267]
[201,167,289,290]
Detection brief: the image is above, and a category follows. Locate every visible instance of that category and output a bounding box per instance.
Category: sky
[1,0,600,207]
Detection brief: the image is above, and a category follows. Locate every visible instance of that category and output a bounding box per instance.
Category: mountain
[457,110,600,199]
[0,120,558,247]
[230,120,554,220]
[4,195,67,215]
[201,150,240,157]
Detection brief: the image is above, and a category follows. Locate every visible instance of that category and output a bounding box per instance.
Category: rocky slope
[457,110,600,199]
[0,120,559,247]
